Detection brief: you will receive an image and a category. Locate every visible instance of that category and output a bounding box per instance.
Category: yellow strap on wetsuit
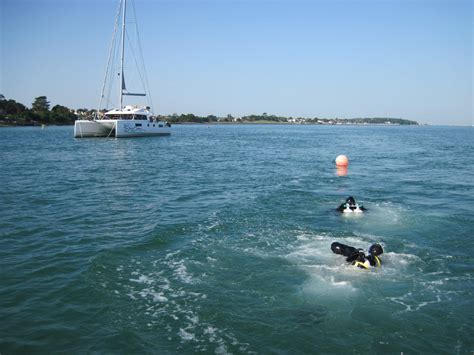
[354,261,369,269]
[374,255,381,267]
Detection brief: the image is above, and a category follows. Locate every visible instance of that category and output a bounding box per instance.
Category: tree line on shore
[0,95,418,126]
[0,95,77,125]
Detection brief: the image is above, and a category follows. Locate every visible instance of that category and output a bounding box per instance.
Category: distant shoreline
[2,122,472,127]
[171,120,418,126]
[0,118,419,127]
[161,115,419,126]
[1,120,421,128]
[0,96,419,126]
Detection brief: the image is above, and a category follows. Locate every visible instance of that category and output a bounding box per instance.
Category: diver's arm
[345,250,361,262]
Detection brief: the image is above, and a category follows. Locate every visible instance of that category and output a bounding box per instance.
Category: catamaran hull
[74,119,171,138]
[74,120,110,137]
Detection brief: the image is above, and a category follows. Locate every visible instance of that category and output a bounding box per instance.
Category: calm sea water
[0,124,473,354]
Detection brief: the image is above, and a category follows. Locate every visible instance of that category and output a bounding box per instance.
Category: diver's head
[368,243,383,256]
[346,196,356,205]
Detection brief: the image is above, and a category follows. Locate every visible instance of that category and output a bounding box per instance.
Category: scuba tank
[331,242,357,257]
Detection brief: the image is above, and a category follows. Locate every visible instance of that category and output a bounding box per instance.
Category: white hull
[74,119,171,138]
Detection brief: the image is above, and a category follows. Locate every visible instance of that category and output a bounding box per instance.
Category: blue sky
[1,0,472,125]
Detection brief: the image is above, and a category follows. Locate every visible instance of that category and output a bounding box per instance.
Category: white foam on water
[340,212,365,219]
[337,202,412,236]
[302,270,358,297]
[328,276,352,287]
[114,250,250,354]
[215,343,230,355]
[129,274,153,284]
[202,325,233,354]
[380,252,422,275]
[178,328,195,342]
[367,201,406,224]
[295,231,317,241]
[286,233,369,296]
[377,252,465,315]
[207,221,220,231]
[136,286,170,303]
[170,259,195,284]
[389,291,443,313]
[286,231,428,302]
[186,314,199,325]
[165,251,180,260]
[204,325,218,341]
[151,292,168,303]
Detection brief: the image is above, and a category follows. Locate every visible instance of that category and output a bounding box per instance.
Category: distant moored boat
[74,0,170,138]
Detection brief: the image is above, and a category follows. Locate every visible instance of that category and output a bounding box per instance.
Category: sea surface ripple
[0,124,473,353]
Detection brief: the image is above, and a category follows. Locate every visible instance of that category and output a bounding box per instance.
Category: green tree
[50,104,72,124]
[32,96,50,113]
[0,99,26,115]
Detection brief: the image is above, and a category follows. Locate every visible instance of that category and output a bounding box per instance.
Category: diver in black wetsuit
[337,196,367,213]
[331,242,383,269]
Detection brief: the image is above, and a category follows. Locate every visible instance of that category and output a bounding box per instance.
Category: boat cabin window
[135,115,147,120]
[105,114,133,120]
[135,123,142,127]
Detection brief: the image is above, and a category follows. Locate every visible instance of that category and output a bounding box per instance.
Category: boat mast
[119,0,127,109]
[97,0,122,118]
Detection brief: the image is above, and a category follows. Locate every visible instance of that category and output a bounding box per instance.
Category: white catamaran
[74,0,170,138]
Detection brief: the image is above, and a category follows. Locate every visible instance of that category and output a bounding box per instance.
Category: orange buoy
[336,166,348,176]
[335,155,349,167]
